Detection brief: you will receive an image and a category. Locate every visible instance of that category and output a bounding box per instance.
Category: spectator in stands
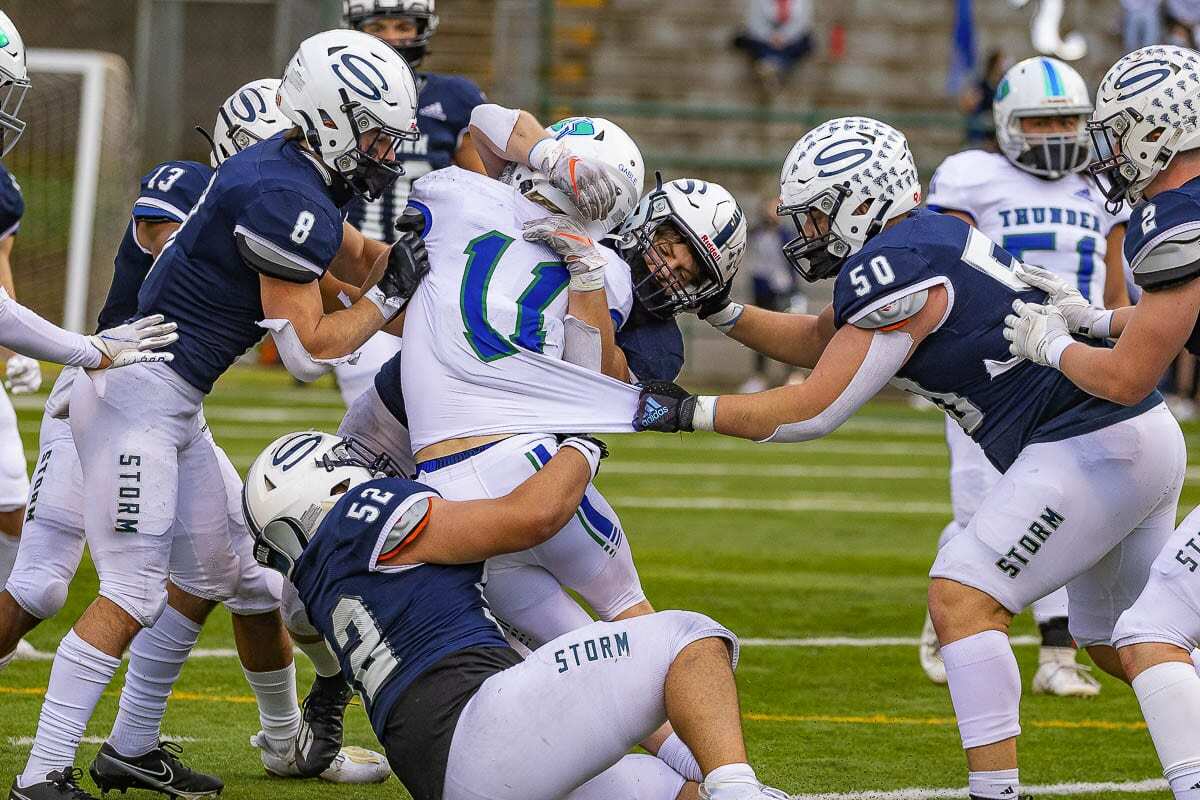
[1165,0,1200,45]
[959,48,1006,148]
[1122,0,1163,51]
[732,0,814,91]
[740,194,801,392]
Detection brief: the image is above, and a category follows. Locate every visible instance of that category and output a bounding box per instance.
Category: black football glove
[693,279,733,320]
[377,210,430,317]
[634,381,697,432]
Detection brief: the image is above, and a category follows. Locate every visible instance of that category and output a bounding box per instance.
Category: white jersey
[928,149,1130,303]
[402,167,638,451]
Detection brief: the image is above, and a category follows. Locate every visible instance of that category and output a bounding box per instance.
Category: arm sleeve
[235,190,341,284]
[760,329,912,443]
[0,288,101,367]
[468,103,521,156]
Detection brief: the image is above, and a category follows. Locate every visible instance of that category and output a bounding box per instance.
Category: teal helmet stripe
[1041,58,1065,97]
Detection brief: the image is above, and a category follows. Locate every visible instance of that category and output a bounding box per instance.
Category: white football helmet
[1089,44,1200,208]
[0,11,29,157]
[994,57,1092,179]
[616,175,747,318]
[244,431,399,580]
[343,0,439,66]
[277,29,420,201]
[208,79,289,167]
[778,117,921,281]
[505,116,644,237]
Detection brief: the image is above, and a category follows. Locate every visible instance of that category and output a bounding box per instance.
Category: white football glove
[5,354,40,394]
[1003,300,1073,368]
[523,215,607,291]
[556,434,609,479]
[1014,262,1113,339]
[533,139,623,222]
[88,314,179,369]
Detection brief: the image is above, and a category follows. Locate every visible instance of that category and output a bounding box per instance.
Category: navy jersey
[98,160,213,332]
[345,72,486,242]
[833,209,1160,472]
[1124,176,1200,354]
[292,477,508,737]
[616,297,685,382]
[0,162,23,240]
[138,135,346,393]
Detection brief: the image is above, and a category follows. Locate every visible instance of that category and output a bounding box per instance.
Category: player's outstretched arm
[1054,281,1200,405]
[328,221,390,287]
[707,301,837,370]
[380,437,605,567]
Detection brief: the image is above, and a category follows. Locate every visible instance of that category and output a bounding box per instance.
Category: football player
[334,0,489,405]
[10,30,429,800]
[917,56,1131,696]
[0,9,179,668]
[634,116,1186,800]
[1005,44,1200,799]
[245,430,787,800]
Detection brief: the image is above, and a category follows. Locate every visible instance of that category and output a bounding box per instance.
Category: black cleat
[9,768,99,800]
[969,795,1033,800]
[294,674,354,778]
[88,741,222,799]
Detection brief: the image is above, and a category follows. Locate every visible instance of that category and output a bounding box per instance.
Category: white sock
[703,762,758,785]
[294,637,341,679]
[109,606,201,758]
[1131,661,1200,799]
[656,731,703,782]
[0,531,18,591]
[20,630,122,784]
[243,662,301,750]
[968,768,1020,799]
[941,630,1022,749]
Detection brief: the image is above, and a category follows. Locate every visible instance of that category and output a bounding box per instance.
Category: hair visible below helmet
[504,116,645,238]
[1089,45,1200,208]
[778,117,921,282]
[343,0,439,67]
[208,79,288,167]
[993,57,1093,179]
[616,175,747,318]
[243,431,399,580]
[277,29,420,200]
[0,11,30,157]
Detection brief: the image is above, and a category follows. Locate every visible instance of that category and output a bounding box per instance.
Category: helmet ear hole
[330,478,351,497]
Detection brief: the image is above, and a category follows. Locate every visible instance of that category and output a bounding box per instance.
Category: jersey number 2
[460,230,569,362]
[331,596,400,705]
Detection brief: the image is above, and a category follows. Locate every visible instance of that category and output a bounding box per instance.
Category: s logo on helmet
[1113,60,1172,101]
[272,434,323,471]
[674,180,709,195]
[231,88,269,122]
[332,53,390,102]
[813,138,874,178]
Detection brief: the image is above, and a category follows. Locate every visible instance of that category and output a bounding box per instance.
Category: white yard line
[7,735,198,746]
[609,495,952,515]
[741,636,1039,647]
[603,463,945,479]
[789,778,1167,799]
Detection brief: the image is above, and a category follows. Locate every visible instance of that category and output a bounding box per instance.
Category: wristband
[704,302,744,333]
[558,437,602,478]
[691,396,718,432]
[569,270,606,292]
[364,286,402,321]
[1089,309,1114,340]
[1045,335,1073,370]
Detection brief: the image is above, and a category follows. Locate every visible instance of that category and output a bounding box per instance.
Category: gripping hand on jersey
[635,381,698,433]
[1003,300,1073,368]
[372,209,430,320]
[523,215,607,291]
[534,140,622,222]
[88,314,178,369]
[556,434,609,479]
[1014,262,1113,339]
[5,354,40,394]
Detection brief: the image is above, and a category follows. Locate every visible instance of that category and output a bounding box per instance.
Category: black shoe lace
[48,768,95,800]
[157,741,190,771]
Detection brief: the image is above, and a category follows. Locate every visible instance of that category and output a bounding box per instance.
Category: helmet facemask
[779,185,860,281]
[1008,114,1091,178]
[0,74,29,157]
[328,99,418,201]
[356,10,437,66]
[1087,109,1172,209]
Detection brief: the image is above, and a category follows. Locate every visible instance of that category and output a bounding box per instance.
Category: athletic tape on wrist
[364,286,399,320]
[1045,335,1073,370]
[1091,310,1114,340]
[569,271,606,292]
[559,438,601,477]
[705,302,744,333]
[692,396,717,431]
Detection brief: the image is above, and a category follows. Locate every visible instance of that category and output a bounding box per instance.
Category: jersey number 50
[460,231,569,362]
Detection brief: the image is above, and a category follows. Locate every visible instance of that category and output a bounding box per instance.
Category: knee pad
[7,573,69,621]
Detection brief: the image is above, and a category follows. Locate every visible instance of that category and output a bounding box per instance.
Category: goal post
[9,50,139,333]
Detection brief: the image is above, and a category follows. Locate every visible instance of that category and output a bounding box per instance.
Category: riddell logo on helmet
[699,234,721,262]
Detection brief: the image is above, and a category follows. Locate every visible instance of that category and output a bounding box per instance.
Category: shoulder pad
[235,228,323,283]
[1132,222,1200,291]
[851,288,929,329]
[927,150,995,215]
[377,496,432,560]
